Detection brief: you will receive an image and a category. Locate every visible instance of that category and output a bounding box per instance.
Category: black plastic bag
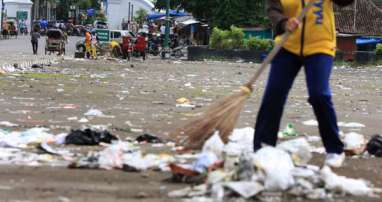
[65,129,118,145]
[136,133,162,143]
[366,134,382,157]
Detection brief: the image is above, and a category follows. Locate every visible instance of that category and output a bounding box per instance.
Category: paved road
[0,35,81,65]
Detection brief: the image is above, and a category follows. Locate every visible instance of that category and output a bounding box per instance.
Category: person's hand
[285,17,301,32]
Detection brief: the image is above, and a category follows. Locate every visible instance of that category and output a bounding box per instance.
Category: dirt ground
[0,58,381,201]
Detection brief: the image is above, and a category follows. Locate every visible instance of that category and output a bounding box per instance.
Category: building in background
[335,0,382,61]
[103,0,154,30]
[4,0,33,30]
[31,0,56,22]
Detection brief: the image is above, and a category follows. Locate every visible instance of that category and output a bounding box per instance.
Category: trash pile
[0,124,380,200]
[168,128,382,201]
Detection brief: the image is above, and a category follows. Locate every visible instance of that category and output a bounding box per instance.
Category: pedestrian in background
[85,31,91,58]
[30,28,40,55]
[91,33,98,59]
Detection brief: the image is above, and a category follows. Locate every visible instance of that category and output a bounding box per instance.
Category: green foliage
[210,27,226,49]
[210,26,245,49]
[153,0,268,28]
[245,37,273,51]
[213,0,268,29]
[154,0,184,10]
[228,26,245,49]
[210,27,273,51]
[376,43,382,55]
[134,9,148,25]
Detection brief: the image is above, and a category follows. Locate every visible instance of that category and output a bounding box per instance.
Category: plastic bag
[251,147,295,191]
[277,138,312,166]
[320,166,374,196]
[202,131,225,158]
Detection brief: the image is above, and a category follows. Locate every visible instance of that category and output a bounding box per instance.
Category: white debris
[306,136,321,142]
[67,117,78,121]
[176,103,196,108]
[202,131,225,158]
[84,108,105,117]
[302,119,318,126]
[227,127,254,153]
[251,147,295,191]
[0,121,18,127]
[338,122,365,128]
[192,152,219,173]
[224,181,264,199]
[78,118,89,123]
[0,128,54,148]
[321,166,374,196]
[343,132,365,150]
[277,138,312,166]
[168,184,208,198]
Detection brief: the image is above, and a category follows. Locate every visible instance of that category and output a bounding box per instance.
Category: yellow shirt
[275,0,336,56]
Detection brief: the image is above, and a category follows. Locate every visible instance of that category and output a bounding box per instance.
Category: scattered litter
[84,108,115,118]
[136,133,163,143]
[0,121,18,127]
[338,122,365,128]
[176,103,196,108]
[306,136,321,142]
[57,88,65,93]
[169,128,380,201]
[302,119,318,126]
[224,181,264,199]
[131,128,144,133]
[67,117,78,121]
[278,123,298,138]
[78,118,89,123]
[176,97,189,104]
[65,129,118,145]
[0,127,54,148]
[321,166,376,196]
[168,184,208,198]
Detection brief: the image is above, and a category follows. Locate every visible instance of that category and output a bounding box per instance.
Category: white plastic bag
[202,131,225,158]
[277,138,312,166]
[321,166,374,196]
[343,132,365,150]
[192,152,219,173]
[251,147,295,191]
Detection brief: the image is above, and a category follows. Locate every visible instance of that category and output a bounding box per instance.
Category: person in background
[85,31,91,59]
[253,0,354,168]
[90,33,98,59]
[30,28,40,55]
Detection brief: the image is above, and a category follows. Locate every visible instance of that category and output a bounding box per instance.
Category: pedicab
[45,29,66,55]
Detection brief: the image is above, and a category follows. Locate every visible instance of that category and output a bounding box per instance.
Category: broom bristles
[169,88,251,149]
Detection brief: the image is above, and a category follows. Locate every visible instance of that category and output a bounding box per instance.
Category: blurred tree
[134,9,148,25]
[153,0,268,28]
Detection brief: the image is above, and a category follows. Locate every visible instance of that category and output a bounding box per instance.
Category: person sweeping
[253,0,354,168]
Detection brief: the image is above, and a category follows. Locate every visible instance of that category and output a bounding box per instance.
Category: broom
[170,2,314,149]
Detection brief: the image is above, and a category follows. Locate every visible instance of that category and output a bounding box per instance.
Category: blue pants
[254,49,344,154]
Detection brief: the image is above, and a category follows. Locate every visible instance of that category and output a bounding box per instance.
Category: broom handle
[245,2,314,88]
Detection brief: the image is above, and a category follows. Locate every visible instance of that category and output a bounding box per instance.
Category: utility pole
[1,0,4,33]
[162,0,170,58]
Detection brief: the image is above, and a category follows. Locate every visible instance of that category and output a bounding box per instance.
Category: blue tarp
[356,37,382,45]
[147,10,188,20]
